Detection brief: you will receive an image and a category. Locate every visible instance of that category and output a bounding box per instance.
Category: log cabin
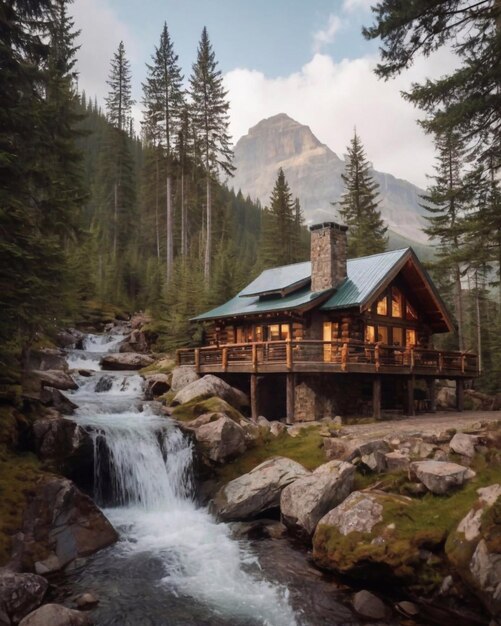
[177,222,478,422]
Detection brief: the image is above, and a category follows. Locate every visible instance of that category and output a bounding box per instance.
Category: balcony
[176,340,478,378]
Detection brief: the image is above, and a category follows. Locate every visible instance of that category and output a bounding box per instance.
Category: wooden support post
[372,376,381,420]
[222,347,228,372]
[252,343,258,372]
[286,340,293,371]
[456,379,464,412]
[407,375,415,416]
[286,373,295,424]
[374,344,380,371]
[250,374,258,422]
[341,343,348,372]
[194,348,200,373]
[427,378,437,413]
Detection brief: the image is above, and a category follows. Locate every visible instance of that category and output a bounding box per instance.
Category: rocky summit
[231,113,430,248]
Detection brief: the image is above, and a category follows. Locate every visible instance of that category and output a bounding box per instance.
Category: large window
[268,324,290,341]
[391,287,403,317]
[376,295,388,316]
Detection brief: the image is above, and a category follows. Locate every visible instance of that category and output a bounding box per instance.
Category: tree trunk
[166,173,173,281]
[155,155,160,260]
[475,270,482,373]
[455,265,464,351]
[181,170,187,258]
[204,174,211,281]
[113,182,118,259]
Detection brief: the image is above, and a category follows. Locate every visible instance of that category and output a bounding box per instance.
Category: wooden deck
[177,340,478,378]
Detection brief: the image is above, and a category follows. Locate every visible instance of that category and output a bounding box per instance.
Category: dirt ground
[342,410,501,439]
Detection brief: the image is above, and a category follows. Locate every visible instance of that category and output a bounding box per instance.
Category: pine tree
[189,27,234,283]
[142,23,184,281]
[337,130,387,256]
[105,41,134,133]
[259,168,296,268]
[0,0,90,364]
[421,131,471,350]
[363,1,500,187]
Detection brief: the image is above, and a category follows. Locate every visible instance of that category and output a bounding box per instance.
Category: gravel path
[342,410,501,440]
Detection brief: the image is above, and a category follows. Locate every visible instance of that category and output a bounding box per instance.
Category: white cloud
[312,14,343,52]
[342,0,375,12]
[224,48,459,189]
[70,0,139,108]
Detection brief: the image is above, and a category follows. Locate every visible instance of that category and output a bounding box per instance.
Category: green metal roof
[193,285,332,321]
[320,248,410,310]
[193,248,412,322]
[239,261,311,297]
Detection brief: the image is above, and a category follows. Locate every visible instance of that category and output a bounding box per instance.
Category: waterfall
[67,331,300,626]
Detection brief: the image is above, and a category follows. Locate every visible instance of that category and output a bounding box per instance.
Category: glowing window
[391,287,403,318]
[268,325,280,341]
[255,326,263,341]
[378,326,389,344]
[376,295,388,316]
[365,325,376,343]
[406,329,417,346]
[392,327,403,346]
[280,324,290,340]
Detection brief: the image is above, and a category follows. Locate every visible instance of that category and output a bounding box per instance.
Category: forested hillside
[0,0,499,394]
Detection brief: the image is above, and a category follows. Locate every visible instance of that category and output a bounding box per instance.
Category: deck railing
[176,340,478,376]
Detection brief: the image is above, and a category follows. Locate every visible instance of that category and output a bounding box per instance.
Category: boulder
[280,460,355,535]
[172,375,249,410]
[409,460,475,494]
[313,491,433,583]
[118,329,149,354]
[256,416,271,433]
[14,476,118,574]
[270,421,287,437]
[211,457,310,521]
[0,570,48,625]
[94,375,113,393]
[24,349,68,373]
[170,366,199,392]
[385,450,410,472]
[19,604,93,626]
[100,353,154,371]
[74,594,98,610]
[230,519,288,540]
[194,416,246,463]
[449,433,477,458]
[360,451,387,473]
[352,590,389,621]
[446,484,501,618]
[144,374,170,400]
[437,386,456,409]
[39,387,78,415]
[32,370,78,392]
[32,416,92,477]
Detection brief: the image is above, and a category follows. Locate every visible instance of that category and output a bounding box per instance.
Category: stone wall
[310,223,348,292]
[294,375,367,422]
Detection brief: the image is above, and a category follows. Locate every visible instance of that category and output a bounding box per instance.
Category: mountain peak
[237,113,325,166]
[232,114,429,245]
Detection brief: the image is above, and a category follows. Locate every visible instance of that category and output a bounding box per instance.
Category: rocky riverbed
[1,315,500,625]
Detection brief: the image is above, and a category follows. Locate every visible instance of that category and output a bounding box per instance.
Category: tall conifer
[142,23,184,281]
[337,130,387,257]
[189,27,234,283]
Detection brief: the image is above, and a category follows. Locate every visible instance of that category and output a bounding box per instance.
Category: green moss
[172,396,244,423]
[139,358,175,376]
[160,389,176,406]
[215,429,326,485]
[0,447,43,566]
[315,458,501,593]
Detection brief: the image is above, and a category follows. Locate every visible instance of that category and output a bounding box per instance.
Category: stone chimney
[309,222,348,292]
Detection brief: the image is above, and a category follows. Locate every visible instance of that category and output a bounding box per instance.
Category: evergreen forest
[1,0,500,394]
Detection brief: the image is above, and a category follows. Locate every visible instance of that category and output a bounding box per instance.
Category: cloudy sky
[70,0,458,189]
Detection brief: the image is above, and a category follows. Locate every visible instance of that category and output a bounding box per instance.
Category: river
[56,331,360,626]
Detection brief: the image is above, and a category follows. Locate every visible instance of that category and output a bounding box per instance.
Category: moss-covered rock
[171,396,245,423]
[446,484,501,617]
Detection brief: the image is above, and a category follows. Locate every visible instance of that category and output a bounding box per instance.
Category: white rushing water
[68,332,300,626]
